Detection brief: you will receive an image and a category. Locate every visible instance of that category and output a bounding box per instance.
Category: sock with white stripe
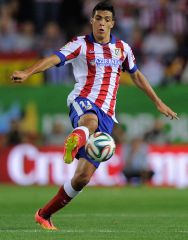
[39,180,80,218]
[71,126,89,148]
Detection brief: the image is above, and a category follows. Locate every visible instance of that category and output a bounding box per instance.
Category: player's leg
[64,113,98,163]
[35,158,96,230]
[35,97,114,230]
[71,157,97,190]
[35,111,98,229]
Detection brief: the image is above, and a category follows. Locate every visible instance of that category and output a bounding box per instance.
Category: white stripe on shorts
[72,101,83,116]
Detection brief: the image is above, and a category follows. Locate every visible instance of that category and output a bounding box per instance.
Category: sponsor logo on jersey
[95,58,122,67]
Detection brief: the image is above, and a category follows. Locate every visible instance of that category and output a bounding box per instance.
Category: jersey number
[79,101,92,110]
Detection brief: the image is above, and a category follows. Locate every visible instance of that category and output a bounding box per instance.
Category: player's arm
[131,69,179,120]
[11,54,61,83]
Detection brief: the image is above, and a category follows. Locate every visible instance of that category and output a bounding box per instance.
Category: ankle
[39,209,50,219]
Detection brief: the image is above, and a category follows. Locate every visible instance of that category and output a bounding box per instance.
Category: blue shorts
[69,97,114,168]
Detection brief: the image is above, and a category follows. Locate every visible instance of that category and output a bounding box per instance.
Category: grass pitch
[0,185,188,240]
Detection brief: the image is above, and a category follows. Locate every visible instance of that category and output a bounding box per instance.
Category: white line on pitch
[0,229,188,233]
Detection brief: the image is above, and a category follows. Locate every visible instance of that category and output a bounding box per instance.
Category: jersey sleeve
[54,37,82,67]
[122,44,138,73]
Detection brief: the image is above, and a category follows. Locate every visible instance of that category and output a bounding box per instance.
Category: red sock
[72,128,88,148]
[39,186,72,218]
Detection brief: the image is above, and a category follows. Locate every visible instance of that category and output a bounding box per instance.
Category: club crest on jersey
[115,48,121,57]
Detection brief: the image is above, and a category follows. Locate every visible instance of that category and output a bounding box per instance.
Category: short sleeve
[54,37,82,67]
[122,45,137,73]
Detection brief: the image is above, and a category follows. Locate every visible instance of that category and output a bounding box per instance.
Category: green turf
[0,185,188,240]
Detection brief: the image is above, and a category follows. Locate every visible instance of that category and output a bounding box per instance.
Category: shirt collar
[87,33,116,45]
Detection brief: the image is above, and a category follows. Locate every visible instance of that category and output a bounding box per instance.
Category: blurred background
[0,0,188,188]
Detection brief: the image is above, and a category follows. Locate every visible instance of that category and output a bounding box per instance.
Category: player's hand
[11,71,29,83]
[156,100,179,120]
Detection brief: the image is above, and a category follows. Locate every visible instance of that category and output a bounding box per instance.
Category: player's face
[91,10,114,44]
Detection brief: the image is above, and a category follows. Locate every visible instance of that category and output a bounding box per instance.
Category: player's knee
[79,113,98,134]
[72,172,91,190]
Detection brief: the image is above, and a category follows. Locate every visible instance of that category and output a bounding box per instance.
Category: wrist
[24,69,33,78]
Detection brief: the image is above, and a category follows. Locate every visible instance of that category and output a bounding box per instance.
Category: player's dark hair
[92,1,115,19]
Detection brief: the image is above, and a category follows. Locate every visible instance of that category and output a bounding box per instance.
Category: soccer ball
[85,132,116,162]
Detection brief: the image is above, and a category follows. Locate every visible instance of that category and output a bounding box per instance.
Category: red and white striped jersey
[54,34,137,122]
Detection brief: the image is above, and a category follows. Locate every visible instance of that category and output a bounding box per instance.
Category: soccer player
[11,1,178,230]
